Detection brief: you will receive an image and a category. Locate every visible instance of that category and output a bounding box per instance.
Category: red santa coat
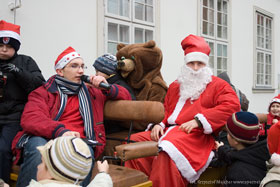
[159,76,240,182]
[128,76,240,185]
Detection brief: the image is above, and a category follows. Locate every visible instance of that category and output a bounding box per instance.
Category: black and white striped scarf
[55,75,95,140]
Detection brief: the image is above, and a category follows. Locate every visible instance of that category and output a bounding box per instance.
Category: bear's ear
[117,43,126,51]
[143,40,156,48]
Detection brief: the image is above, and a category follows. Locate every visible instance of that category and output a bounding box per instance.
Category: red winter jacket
[12,75,131,164]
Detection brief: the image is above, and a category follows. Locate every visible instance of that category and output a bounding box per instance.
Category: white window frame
[205,40,228,75]
[206,40,215,71]
[105,18,132,55]
[132,0,155,26]
[133,23,155,43]
[216,41,228,75]
[201,0,214,39]
[253,7,274,91]
[105,0,131,21]
[104,0,156,54]
[200,0,230,75]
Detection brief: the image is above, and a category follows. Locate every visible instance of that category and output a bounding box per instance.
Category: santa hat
[37,136,92,184]
[0,20,21,51]
[226,111,260,144]
[181,34,210,66]
[268,94,280,112]
[267,122,280,166]
[55,46,82,70]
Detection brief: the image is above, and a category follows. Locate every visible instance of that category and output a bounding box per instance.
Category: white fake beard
[177,65,213,101]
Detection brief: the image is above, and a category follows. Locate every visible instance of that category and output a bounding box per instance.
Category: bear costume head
[116,40,167,103]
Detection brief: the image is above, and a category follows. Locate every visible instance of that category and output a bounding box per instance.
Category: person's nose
[78,66,84,73]
[1,45,7,51]
[193,63,200,71]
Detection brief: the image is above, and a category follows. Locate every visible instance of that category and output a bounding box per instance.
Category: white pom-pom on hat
[270,153,280,166]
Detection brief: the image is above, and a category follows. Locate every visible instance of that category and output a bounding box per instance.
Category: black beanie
[0,37,21,52]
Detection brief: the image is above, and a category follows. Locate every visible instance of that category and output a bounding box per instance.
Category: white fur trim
[270,153,280,166]
[167,97,187,124]
[0,30,20,42]
[159,122,166,129]
[145,122,166,131]
[158,139,214,183]
[195,113,213,134]
[184,52,209,65]
[55,52,81,70]
[145,123,154,131]
[271,98,280,103]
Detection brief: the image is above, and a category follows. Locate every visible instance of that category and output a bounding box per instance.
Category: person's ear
[56,69,64,77]
[44,165,54,180]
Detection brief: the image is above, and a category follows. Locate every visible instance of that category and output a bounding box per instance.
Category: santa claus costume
[125,34,241,187]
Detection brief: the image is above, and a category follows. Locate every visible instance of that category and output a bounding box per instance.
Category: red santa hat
[181,34,210,66]
[0,20,21,51]
[267,122,280,166]
[268,94,280,112]
[55,46,82,70]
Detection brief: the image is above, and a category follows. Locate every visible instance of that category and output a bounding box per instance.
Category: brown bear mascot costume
[116,40,168,103]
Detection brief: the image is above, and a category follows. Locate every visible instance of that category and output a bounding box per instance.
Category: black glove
[0,63,20,73]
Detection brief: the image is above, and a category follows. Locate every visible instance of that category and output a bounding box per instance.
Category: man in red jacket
[125,34,241,187]
[12,46,131,187]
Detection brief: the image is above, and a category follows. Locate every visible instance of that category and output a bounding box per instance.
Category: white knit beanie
[37,136,92,184]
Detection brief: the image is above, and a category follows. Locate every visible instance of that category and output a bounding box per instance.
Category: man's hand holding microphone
[81,75,111,90]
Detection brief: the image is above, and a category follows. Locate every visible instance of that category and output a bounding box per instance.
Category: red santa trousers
[125,131,188,187]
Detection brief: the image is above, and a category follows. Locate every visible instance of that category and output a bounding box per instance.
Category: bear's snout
[117,60,125,68]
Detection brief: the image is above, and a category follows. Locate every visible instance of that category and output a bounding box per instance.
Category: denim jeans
[0,122,21,183]
[16,136,48,187]
[16,136,95,187]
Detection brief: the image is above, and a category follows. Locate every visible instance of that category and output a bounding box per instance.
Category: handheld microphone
[81,75,111,90]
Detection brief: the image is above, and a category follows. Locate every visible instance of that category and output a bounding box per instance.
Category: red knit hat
[0,20,21,51]
[55,46,82,70]
[226,112,260,144]
[267,122,280,166]
[268,94,280,112]
[181,34,210,66]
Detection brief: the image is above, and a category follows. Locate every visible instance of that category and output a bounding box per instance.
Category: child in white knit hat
[27,136,112,187]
